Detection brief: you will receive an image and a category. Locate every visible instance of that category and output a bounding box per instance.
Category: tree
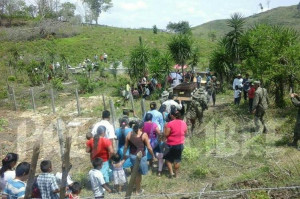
[226,13,245,65]
[26,4,38,18]
[128,37,150,82]
[82,0,112,24]
[168,34,192,81]
[297,2,300,17]
[166,21,191,34]
[189,46,200,72]
[152,25,158,34]
[4,0,26,25]
[208,31,217,41]
[58,2,76,21]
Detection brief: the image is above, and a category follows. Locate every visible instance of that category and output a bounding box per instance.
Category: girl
[0,153,18,191]
[111,154,126,193]
[68,182,81,199]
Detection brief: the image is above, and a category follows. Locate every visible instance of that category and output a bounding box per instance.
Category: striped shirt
[3,179,26,199]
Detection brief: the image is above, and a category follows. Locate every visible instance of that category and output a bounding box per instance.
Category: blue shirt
[3,179,26,199]
[115,127,132,148]
[145,110,164,131]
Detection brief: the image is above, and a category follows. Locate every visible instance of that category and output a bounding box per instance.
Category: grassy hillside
[192,5,300,38]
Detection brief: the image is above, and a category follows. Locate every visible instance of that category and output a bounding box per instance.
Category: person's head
[150,102,157,110]
[171,111,182,120]
[111,153,121,163]
[123,109,129,116]
[96,125,106,137]
[15,162,30,181]
[86,132,93,140]
[132,120,144,134]
[102,110,110,119]
[70,182,82,195]
[253,81,260,89]
[119,118,129,128]
[92,158,103,169]
[245,73,249,78]
[168,93,174,100]
[237,74,242,78]
[40,160,52,173]
[144,113,153,122]
[0,153,19,178]
[158,104,167,113]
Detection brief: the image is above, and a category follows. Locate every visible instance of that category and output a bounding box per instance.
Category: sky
[47,0,300,29]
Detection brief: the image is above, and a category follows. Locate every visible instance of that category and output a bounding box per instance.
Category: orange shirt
[86,138,111,161]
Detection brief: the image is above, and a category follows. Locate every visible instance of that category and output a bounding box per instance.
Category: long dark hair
[0,153,18,178]
[120,118,128,143]
[132,120,144,134]
[92,126,106,159]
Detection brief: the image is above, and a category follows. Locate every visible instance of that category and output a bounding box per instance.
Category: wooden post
[75,88,81,115]
[125,151,142,199]
[24,142,40,199]
[30,88,36,111]
[109,99,116,131]
[102,94,106,110]
[50,88,56,113]
[60,136,72,199]
[11,87,17,111]
[130,94,135,115]
[57,119,64,162]
[141,98,146,119]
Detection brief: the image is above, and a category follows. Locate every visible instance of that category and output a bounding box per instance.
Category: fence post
[125,151,142,199]
[130,94,135,115]
[141,98,146,119]
[50,88,56,113]
[109,99,118,151]
[11,87,17,111]
[60,136,72,199]
[24,142,40,199]
[57,119,64,162]
[102,94,106,110]
[30,88,36,111]
[75,88,81,115]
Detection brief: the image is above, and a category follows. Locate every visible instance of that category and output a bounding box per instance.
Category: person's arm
[232,79,235,90]
[102,184,112,193]
[51,176,60,193]
[155,126,161,136]
[176,100,182,110]
[86,144,92,153]
[107,144,114,159]
[123,133,130,159]
[164,126,171,138]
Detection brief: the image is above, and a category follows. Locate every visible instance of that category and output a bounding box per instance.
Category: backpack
[32,175,41,199]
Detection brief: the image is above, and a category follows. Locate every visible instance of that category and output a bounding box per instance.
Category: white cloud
[119,1,148,11]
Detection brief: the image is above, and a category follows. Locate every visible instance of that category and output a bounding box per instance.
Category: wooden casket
[173,82,197,101]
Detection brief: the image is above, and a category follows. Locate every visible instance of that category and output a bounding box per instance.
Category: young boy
[37,160,60,199]
[234,85,242,105]
[3,162,31,199]
[89,158,112,198]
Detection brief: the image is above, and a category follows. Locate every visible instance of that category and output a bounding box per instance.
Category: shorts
[164,144,184,163]
[130,154,148,175]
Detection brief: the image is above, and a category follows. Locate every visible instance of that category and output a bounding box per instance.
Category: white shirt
[234,89,242,98]
[232,78,243,90]
[162,100,182,113]
[91,120,116,139]
[55,172,73,186]
[89,169,106,197]
[0,170,15,191]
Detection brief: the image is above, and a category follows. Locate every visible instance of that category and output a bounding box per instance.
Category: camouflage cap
[161,90,169,97]
[197,87,205,94]
[253,80,261,85]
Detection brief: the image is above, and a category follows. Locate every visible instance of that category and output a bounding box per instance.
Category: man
[188,88,208,133]
[145,102,164,131]
[160,90,169,104]
[232,74,243,90]
[91,110,116,148]
[196,73,202,88]
[252,81,269,133]
[242,74,250,101]
[162,93,182,114]
[206,76,217,106]
[290,93,300,147]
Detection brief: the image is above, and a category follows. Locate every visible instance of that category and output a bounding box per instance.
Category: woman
[164,111,187,178]
[0,153,19,191]
[142,113,160,167]
[115,118,132,168]
[123,120,156,195]
[86,126,114,183]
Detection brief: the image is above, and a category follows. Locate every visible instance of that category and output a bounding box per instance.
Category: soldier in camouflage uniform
[290,93,300,146]
[187,88,208,134]
[160,90,169,104]
[252,81,269,133]
[206,76,217,106]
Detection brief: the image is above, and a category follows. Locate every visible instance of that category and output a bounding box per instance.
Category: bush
[51,78,64,91]
[77,75,97,94]
[7,76,16,82]
[183,146,200,162]
[192,166,209,179]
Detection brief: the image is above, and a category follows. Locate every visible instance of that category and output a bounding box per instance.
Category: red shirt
[166,119,187,146]
[86,138,111,161]
[248,87,255,99]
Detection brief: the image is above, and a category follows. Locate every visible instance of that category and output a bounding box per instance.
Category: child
[86,131,93,160]
[68,182,81,199]
[111,154,126,193]
[234,85,242,105]
[2,162,30,199]
[37,160,60,199]
[248,82,255,112]
[89,158,112,198]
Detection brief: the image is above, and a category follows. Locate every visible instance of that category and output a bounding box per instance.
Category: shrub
[77,75,97,94]
[183,146,200,162]
[192,166,209,179]
[7,76,16,82]
[51,78,64,91]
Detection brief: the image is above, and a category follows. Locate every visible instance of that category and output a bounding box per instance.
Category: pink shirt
[142,122,158,139]
[166,120,187,146]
